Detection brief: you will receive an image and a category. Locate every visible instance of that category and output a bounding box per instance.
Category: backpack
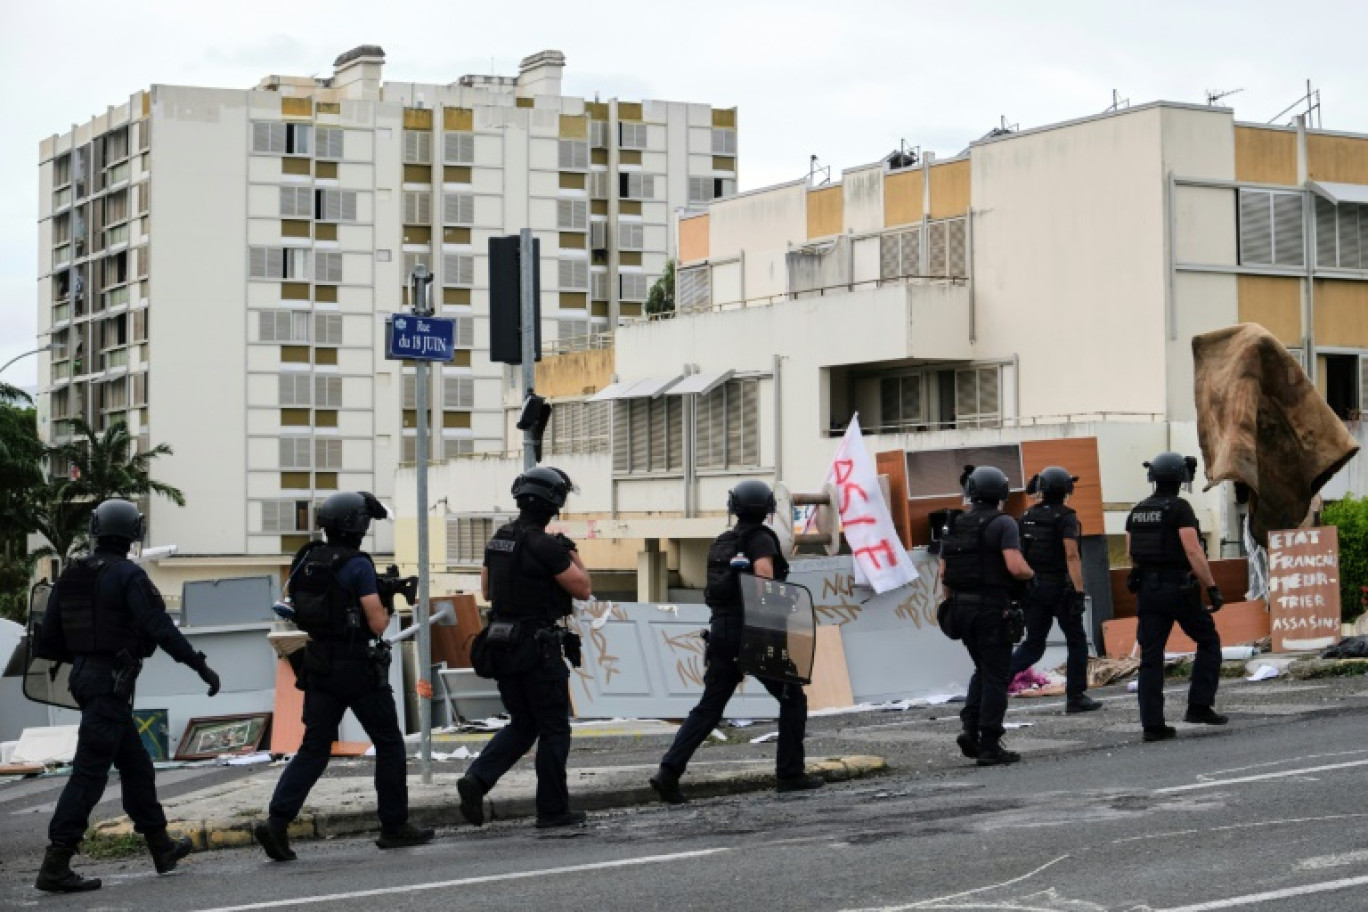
[290,544,362,637]
[704,525,781,611]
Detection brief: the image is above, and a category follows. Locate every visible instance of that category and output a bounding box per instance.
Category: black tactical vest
[1126,495,1190,570]
[485,521,572,621]
[704,523,789,614]
[1019,502,1076,575]
[941,509,1013,597]
[290,544,365,641]
[57,556,139,656]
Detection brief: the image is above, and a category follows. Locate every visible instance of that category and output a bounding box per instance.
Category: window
[590,121,610,149]
[444,438,474,460]
[590,221,607,250]
[280,374,311,406]
[620,272,650,301]
[711,128,737,156]
[1315,196,1366,270]
[315,375,342,407]
[404,191,431,225]
[252,123,311,155]
[696,378,760,469]
[677,266,711,310]
[612,396,683,474]
[880,226,922,280]
[316,128,344,160]
[452,315,474,347]
[588,171,610,199]
[279,437,311,468]
[442,253,474,287]
[403,130,432,165]
[315,438,342,469]
[591,270,610,301]
[443,375,474,408]
[54,155,72,187]
[281,186,313,218]
[549,399,610,455]
[559,258,589,290]
[316,189,358,222]
[314,313,343,345]
[443,132,475,165]
[1239,189,1304,267]
[259,310,311,342]
[619,122,648,149]
[954,366,1001,429]
[402,373,420,409]
[688,177,714,206]
[444,192,474,225]
[403,252,430,280]
[619,222,644,250]
[558,139,589,170]
[447,515,495,566]
[619,172,655,200]
[879,374,925,432]
[262,499,311,533]
[250,247,310,279]
[557,199,588,231]
[314,251,343,283]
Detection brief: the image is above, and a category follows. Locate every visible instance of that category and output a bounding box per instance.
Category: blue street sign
[386,314,456,362]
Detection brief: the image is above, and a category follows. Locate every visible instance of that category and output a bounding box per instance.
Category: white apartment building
[404,100,1368,612]
[33,46,738,596]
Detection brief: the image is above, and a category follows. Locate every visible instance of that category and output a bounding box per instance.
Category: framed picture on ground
[174,713,272,761]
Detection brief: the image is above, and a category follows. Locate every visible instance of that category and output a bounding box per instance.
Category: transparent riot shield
[738,575,817,685]
[23,581,78,709]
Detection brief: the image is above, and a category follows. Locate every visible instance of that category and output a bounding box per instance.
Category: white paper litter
[431,747,479,761]
[219,751,272,766]
[1127,680,1139,692]
[749,732,780,744]
[727,719,756,728]
[12,726,80,766]
[1246,664,1281,682]
[1002,722,1034,730]
[708,729,728,741]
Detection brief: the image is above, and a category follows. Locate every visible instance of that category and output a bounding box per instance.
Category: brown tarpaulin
[1193,323,1359,545]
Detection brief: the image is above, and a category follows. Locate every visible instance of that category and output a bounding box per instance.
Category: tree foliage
[646,260,676,318]
[1320,495,1368,622]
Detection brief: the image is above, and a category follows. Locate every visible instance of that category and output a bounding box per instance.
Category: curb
[87,755,887,853]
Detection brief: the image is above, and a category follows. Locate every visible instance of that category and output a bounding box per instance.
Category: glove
[190,651,221,697]
[1207,586,1224,613]
[1070,591,1088,616]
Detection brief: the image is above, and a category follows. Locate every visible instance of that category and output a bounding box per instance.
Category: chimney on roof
[332,44,385,100]
[517,50,566,99]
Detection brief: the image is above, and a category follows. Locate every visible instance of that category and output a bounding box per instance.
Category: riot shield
[23,581,77,710]
[738,575,817,685]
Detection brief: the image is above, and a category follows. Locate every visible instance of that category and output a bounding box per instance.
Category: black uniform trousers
[465,638,573,817]
[268,654,408,830]
[1135,570,1222,728]
[956,598,1014,744]
[1009,574,1090,698]
[661,614,808,780]
[49,656,167,847]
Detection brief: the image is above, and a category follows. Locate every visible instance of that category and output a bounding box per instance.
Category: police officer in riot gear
[649,480,823,804]
[255,492,433,860]
[458,466,592,829]
[940,467,1036,766]
[1009,466,1101,714]
[1126,453,1226,742]
[33,499,221,893]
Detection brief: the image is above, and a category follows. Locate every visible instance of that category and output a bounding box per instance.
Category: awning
[666,369,734,396]
[1307,180,1368,206]
[587,375,684,401]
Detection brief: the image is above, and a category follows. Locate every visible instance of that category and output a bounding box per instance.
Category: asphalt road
[7,673,1368,910]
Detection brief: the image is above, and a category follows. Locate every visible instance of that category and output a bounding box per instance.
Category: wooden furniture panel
[876,449,912,548]
[1109,558,1250,619]
[1101,599,1269,658]
[1020,437,1103,535]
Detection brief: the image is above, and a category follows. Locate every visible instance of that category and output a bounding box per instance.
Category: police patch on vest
[486,539,516,553]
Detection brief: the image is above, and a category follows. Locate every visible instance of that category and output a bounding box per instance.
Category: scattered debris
[1246,664,1280,682]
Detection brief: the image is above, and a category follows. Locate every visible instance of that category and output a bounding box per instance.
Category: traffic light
[488,235,541,364]
[517,393,553,463]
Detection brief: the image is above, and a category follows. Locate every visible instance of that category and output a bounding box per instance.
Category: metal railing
[845,411,1168,439]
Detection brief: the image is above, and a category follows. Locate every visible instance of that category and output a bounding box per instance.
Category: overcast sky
[3,0,1365,390]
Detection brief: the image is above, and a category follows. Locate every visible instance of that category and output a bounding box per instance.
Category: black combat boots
[146,829,193,874]
[956,730,981,759]
[1184,706,1229,725]
[34,843,101,893]
[254,817,297,862]
[376,823,435,849]
[457,775,487,826]
[1066,694,1103,714]
[648,765,687,804]
[976,740,1021,766]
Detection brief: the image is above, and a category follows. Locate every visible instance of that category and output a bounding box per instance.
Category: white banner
[827,416,918,593]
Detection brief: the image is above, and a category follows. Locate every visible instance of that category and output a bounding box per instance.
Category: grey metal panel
[1308,180,1368,205]
[181,576,278,627]
[667,370,734,396]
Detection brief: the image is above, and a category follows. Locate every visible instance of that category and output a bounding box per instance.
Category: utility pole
[409,265,435,783]
[519,228,537,470]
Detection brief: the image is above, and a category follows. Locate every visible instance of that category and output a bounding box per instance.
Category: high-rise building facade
[34,47,737,595]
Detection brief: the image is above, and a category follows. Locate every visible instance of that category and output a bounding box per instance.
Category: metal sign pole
[519,228,537,470]
[411,266,434,784]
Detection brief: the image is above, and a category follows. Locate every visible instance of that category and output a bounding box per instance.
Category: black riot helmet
[512,466,573,512]
[89,499,144,543]
[1144,452,1196,490]
[728,480,777,520]
[1035,466,1076,500]
[316,491,379,536]
[963,466,1010,505]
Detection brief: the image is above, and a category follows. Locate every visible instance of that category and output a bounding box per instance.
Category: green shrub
[1320,495,1368,623]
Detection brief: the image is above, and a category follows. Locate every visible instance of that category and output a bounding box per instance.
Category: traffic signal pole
[410,265,434,784]
[519,228,537,471]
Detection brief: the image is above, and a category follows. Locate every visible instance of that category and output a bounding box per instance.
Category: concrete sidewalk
[88,718,886,851]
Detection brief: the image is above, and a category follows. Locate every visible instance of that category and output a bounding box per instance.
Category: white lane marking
[1157,873,1368,910]
[834,854,1069,911]
[1195,748,1368,781]
[1295,848,1368,870]
[1155,757,1368,793]
[1113,812,1368,844]
[189,847,729,912]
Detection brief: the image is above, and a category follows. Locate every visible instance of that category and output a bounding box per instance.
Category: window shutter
[404,191,431,225]
[403,373,418,409]
[403,251,430,278]
[284,248,309,279]
[711,129,736,155]
[946,218,967,277]
[314,251,342,283]
[879,233,900,280]
[620,273,648,301]
[318,128,344,160]
[280,374,310,405]
[619,222,644,250]
[444,439,474,460]
[443,132,474,165]
[955,369,978,427]
[315,375,342,407]
[404,130,431,165]
[591,270,609,301]
[314,313,343,345]
[559,259,589,290]
[620,122,648,149]
[613,401,631,472]
[279,438,310,468]
[648,398,667,471]
[590,120,609,148]
[666,396,683,471]
[315,439,342,469]
[558,140,588,170]
[928,220,948,276]
[444,192,474,225]
[590,221,607,249]
[557,199,588,231]
[454,315,474,347]
[1239,190,1273,265]
[281,186,311,217]
[677,266,710,310]
[589,171,609,199]
[443,375,474,407]
[1339,204,1362,270]
[1272,193,1304,267]
[253,122,286,154]
[442,253,474,286]
[1316,196,1338,267]
[978,367,999,423]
